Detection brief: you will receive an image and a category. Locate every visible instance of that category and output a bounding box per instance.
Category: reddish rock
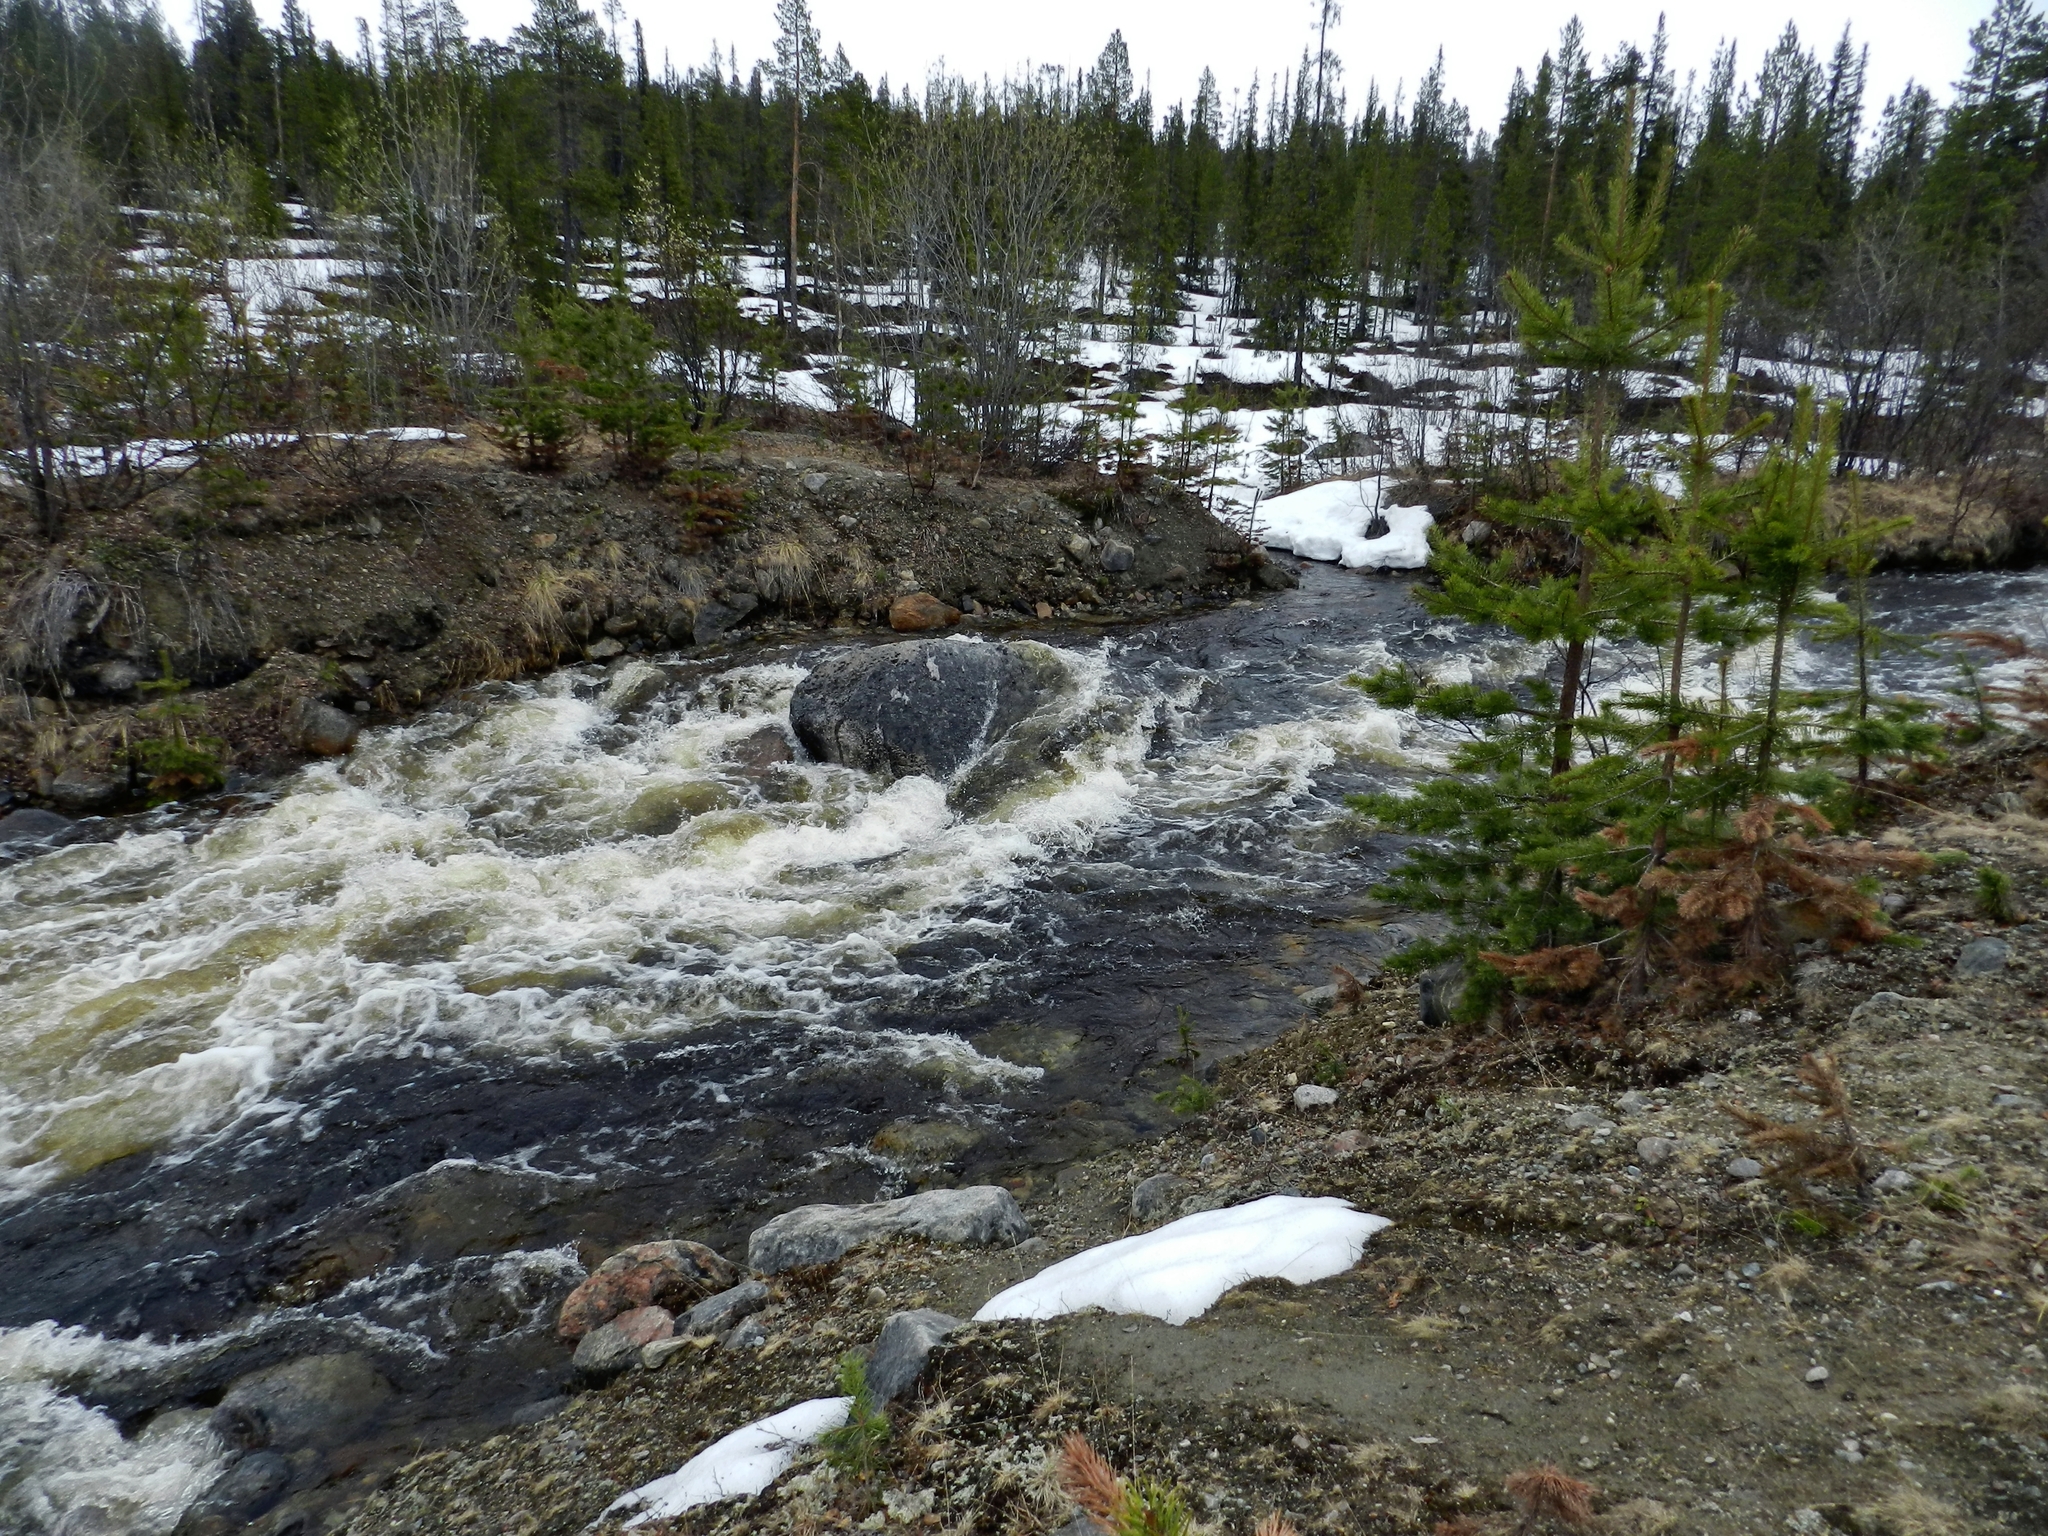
[1329,1130,1363,1157]
[556,1239,737,1339]
[1033,601,1054,620]
[888,592,961,632]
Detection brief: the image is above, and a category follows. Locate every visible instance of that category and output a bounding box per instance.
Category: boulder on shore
[888,592,962,632]
[865,1308,964,1403]
[747,1186,1031,1274]
[557,1239,738,1340]
[788,639,1064,782]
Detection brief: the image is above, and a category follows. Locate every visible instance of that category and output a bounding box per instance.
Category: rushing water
[1,561,2042,1534]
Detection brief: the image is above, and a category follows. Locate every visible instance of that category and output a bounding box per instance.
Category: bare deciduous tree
[0,123,112,540]
[866,80,1112,475]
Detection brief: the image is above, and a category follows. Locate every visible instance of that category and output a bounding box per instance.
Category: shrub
[818,1352,890,1480]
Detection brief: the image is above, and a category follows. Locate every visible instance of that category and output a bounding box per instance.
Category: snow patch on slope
[972,1195,1391,1326]
[606,1397,853,1526]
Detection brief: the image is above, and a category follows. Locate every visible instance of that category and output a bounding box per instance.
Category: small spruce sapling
[818,1352,891,1479]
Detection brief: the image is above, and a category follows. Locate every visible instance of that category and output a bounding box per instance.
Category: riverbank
[330,739,2048,1536]
[0,425,1286,812]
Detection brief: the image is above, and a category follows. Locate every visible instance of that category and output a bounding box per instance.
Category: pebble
[1617,1090,1650,1115]
[1293,1084,1339,1111]
[1742,1263,1763,1278]
[1726,1157,1765,1181]
[1671,1263,1696,1281]
[1565,1107,1616,1132]
[1805,1365,1831,1385]
[1635,1136,1677,1167]
[1874,1169,1914,1192]
[1329,1130,1363,1156]
[1956,937,2011,977]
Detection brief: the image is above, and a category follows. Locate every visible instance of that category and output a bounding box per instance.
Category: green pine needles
[1350,165,1936,1028]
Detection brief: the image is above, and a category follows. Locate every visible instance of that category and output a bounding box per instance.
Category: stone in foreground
[747,1186,1031,1273]
[865,1308,964,1403]
[573,1305,675,1380]
[683,1279,771,1337]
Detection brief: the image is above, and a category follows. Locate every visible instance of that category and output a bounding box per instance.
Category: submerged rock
[788,639,1065,782]
[864,1308,963,1403]
[209,1353,394,1452]
[747,1186,1031,1273]
[174,1450,291,1535]
[556,1239,738,1340]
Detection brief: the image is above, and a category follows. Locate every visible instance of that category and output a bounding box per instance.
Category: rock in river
[209,1353,394,1452]
[788,638,1065,782]
[747,1186,1031,1273]
[557,1239,738,1339]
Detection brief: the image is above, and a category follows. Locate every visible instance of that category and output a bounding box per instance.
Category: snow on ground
[1255,479,1435,569]
[972,1195,1392,1326]
[604,1397,853,1527]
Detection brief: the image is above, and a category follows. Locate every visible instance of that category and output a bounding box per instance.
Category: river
[1,560,2040,1533]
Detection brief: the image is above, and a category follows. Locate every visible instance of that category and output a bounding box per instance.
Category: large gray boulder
[789,640,1065,782]
[865,1308,964,1403]
[747,1186,1031,1274]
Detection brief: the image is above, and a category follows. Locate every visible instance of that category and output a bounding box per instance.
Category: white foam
[972,1195,1391,1326]
[0,1324,232,1536]
[606,1396,852,1525]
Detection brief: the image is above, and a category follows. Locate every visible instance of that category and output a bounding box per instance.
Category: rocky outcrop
[788,639,1066,782]
[556,1240,738,1340]
[746,1186,1031,1274]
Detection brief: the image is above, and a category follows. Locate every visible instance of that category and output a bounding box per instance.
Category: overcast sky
[268,0,1997,130]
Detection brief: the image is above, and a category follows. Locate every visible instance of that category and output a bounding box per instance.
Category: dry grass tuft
[1503,1464,1596,1531]
[757,539,818,605]
[1394,1313,1460,1341]
[1858,1486,1969,1536]
[1057,1435,1123,1534]
[1762,1257,1814,1302]
[1252,1517,1300,1536]
[1975,1381,2048,1429]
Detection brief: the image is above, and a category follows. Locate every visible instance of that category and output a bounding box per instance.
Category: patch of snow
[606,1397,852,1527]
[972,1194,1391,1326]
[1257,479,1435,569]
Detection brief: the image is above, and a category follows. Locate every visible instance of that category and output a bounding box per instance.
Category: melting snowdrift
[1258,480,1435,569]
[605,1396,852,1526]
[973,1194,1391,1326]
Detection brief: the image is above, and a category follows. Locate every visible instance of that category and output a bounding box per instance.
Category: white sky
[267,0,1996,132]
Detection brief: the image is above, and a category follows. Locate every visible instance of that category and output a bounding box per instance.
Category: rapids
[0,561,2040,1533]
